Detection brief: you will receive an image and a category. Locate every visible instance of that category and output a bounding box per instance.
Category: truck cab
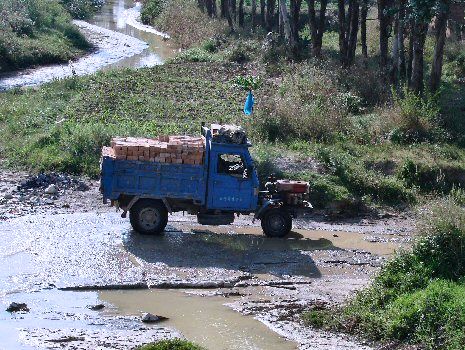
[205,129,259,213]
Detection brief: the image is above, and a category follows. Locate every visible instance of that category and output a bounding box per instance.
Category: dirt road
[0,170,415,349]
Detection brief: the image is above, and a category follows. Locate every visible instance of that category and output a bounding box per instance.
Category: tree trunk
[238,0,245,27]
[407,28,413,86]
[307,0,328,57]
[260,0,266,26]
[308,0,318,52]
[266,0,276,31]
[391,13,400,83]
[279,0,296,50]
[198,0,206,12]
[398,5,406,81]
[252,0,257,29]
[410,23,428,94]
[226,0,235,30]
[231,0,237,21]
[347,0,359,64]
[360,0,368,58]
[212,0,217,16]
[338,0,348,65]
[290,0,302,44]
[205,0,214,17]
[430,0,449,92]
[378,0,389,69]
[221,0,227,17]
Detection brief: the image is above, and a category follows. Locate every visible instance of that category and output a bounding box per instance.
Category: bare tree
[409,22,428,93]
[430,0,450,92]
[378,0,390,69]
[239,0,245,26]
[266,0,276,31]
[252,0,257,29]
[360,0,368,58]
[338,0,359,66]
[260,0,266,26]
[279,0,296,51]
[307,0,328,57]
[290,0,303,44]
[220,0,227,17]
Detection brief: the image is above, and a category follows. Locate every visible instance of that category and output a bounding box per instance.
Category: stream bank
[0,0,176,90]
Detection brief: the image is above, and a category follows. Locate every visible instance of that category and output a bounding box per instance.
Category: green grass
[1,59,465,209]
[0,0,91,72]
[303,196,465,349]
[1,14,465,211]
[137,339,204,350]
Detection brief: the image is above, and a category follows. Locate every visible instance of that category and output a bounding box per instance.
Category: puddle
[123,228,326,278]
[174,222,401,257]
[100,289,298,350]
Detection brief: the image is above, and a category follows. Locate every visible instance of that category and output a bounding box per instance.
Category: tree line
[197,0,465,94]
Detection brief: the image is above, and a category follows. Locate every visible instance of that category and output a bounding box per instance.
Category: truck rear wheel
[130,199,168,235]
[261,208,292,238]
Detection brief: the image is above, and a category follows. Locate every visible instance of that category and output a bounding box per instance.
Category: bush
[390,87,441,144]
[397,158,465,194]
[147,0,227,49]
[305,198,465,350]
[140,0,166,25]
[0,0,91,72]
[138,339,204,350]
[252,64,363,143]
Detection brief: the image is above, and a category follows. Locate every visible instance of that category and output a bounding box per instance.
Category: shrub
[305,198,465,350]
[140,0,166,25]
[0,0,91,72]
[150,0,227,49]
[252,64,363,143]
[390,87,441,143]
[138,339,204,350]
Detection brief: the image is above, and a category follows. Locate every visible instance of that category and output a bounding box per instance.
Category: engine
[264,175,311,208]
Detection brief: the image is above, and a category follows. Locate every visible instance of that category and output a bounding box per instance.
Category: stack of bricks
[103,135,205,165]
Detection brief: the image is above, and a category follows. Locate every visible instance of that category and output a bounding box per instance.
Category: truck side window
[217,154,247,178]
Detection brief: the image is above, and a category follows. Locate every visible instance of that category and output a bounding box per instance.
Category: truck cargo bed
[101,157,207,204]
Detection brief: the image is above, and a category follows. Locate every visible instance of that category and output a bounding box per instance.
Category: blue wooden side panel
[101,157,207,204]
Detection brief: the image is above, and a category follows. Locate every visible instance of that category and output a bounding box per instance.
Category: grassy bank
[138,339,204,350]
[1,60,464,210]
[1,0,465,211]
[0,0,97,73]
[304,195,465,349]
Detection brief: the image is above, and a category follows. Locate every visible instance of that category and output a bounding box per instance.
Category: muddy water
[88,0,176,69]
[100,289,298,350]
[176,222,401,257]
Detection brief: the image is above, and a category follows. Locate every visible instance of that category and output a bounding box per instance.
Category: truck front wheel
[130,199,168,235]
[261,208,292,238]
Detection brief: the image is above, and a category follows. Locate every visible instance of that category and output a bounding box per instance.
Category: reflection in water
[100,289,298,350]
[123,227,329,278]
[89,0,176,69]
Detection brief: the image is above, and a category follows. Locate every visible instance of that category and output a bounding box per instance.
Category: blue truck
[100,126,312,237]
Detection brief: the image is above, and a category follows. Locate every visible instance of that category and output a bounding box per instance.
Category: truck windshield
[217,154,248,178]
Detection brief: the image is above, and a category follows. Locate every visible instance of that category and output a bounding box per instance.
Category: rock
[3,193,13,200]
[141,313,168,323]
[45,184,58,195]
[87,304,105,311]
[6,302,29,313]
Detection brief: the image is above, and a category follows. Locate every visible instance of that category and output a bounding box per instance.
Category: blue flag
[244,91,254,115]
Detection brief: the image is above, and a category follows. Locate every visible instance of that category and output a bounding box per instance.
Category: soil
[0,167,416,350]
